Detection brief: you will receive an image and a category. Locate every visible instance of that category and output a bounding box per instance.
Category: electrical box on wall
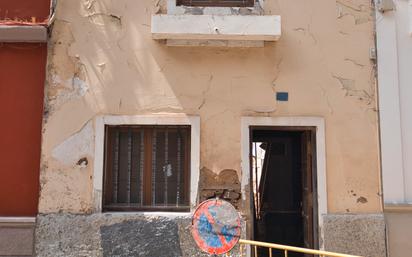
[376,0,395,12]
[276,92,289,101]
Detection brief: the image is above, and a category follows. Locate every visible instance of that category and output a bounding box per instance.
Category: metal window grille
[103,125,191,212]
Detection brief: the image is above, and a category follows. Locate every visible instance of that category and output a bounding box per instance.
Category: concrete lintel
[151,14,281,42]
[0,25,47,42]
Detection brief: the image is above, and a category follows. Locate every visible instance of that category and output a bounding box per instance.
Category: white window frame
[240,116,328,249]
[92,114,200,213]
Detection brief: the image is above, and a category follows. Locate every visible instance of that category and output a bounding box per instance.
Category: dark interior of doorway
[250,127,318,257]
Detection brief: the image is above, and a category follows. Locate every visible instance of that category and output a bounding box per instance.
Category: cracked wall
[40,0,381,218]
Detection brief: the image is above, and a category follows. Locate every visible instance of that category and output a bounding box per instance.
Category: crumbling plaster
[40,0,381,214]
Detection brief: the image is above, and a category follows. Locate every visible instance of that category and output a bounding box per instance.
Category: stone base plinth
[35,213,234,257]
[323,214,386,257]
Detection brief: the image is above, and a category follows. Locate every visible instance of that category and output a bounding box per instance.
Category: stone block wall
[35,214,207,257]
[323,214,387,257]
[35,213,387,257]
[35,213,244,257]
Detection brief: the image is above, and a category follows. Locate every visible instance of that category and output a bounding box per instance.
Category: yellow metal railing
[237,239,363,257]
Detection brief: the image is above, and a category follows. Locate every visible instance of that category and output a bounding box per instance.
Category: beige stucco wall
[39,0,382,215]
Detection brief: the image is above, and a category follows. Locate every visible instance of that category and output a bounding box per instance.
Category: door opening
[250,127,318,257]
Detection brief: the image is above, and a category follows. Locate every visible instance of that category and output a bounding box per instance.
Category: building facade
[0,0,49,256]
[34,0,385,256]
[375,0,412,256]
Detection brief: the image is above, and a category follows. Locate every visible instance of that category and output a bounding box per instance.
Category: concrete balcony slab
[151,14,281,43]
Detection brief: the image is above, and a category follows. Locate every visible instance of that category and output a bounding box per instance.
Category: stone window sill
[151,14,281,47]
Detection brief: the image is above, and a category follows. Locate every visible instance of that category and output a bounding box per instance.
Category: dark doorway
[250,127,318,257]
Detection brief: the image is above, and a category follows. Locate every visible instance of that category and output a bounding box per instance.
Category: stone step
[0,217,35,257]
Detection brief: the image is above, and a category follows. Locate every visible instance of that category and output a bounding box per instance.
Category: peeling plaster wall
[40,0,381,217]
[36,0,385,255]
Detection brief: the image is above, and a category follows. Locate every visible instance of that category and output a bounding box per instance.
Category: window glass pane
[151,128,190,207]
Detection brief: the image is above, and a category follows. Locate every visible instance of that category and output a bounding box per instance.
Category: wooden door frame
[248,126,318,249]
[241,117,327,250]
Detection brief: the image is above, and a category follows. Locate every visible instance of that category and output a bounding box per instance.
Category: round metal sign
[192,199,241,255]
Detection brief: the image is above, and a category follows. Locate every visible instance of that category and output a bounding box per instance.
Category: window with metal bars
[176,0,254,7]
[103,125,191,212]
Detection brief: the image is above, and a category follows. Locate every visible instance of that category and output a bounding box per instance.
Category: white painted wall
[376,0,412,204]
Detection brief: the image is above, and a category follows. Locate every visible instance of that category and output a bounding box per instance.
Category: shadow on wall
[47,0,282,176]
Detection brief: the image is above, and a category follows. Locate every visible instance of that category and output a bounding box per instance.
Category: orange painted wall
[0,0,50,22]
[0,43,47,216]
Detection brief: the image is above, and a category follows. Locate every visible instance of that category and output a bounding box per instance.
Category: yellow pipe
[238,239,363,257]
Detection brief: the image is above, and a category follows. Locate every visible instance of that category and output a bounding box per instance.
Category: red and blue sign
[192,199,241,255]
